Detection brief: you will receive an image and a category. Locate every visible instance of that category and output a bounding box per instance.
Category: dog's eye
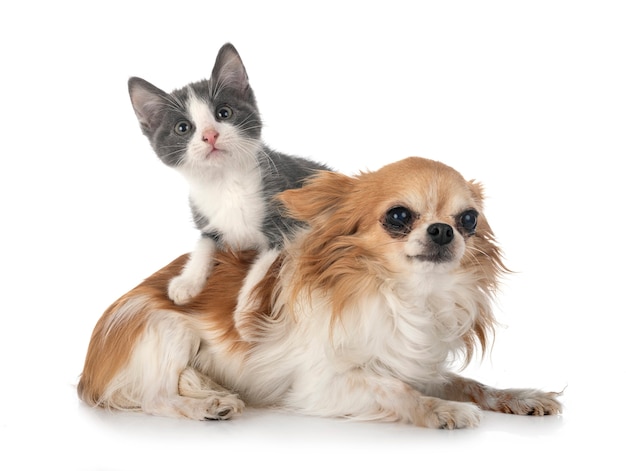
[458,210,478,234]
[383,206,415,236]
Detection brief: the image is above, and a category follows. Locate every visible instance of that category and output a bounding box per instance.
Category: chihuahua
[78,157,561,428]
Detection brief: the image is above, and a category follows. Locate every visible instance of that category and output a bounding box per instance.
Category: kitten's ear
[128,77,169,134]
[211,43,250,95]
[278,171,356,223]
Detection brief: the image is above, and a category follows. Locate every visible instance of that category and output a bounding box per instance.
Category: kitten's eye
[216,106,233,120]
[174,120,192,136]
[458,209,478,234]
[383,206,415,236]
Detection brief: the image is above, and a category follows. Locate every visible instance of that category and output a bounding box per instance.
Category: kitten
[128,43,329,305]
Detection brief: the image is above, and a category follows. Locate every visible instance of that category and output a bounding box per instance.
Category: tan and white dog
[78,157,561,429]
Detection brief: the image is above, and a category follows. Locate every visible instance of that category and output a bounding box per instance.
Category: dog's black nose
[427,223,454,246]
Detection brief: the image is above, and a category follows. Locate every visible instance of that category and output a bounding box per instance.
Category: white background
[1,1,624,469]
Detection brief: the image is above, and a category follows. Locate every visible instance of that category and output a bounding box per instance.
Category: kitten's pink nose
[202,129,219,146]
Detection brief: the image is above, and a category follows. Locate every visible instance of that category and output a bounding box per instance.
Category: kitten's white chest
[188,169,267,250]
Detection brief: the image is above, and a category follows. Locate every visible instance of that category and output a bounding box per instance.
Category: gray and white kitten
[129,43,329,304]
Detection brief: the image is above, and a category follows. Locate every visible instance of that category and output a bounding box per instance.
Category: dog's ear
[467,179,486,208]
[278,171,356,223]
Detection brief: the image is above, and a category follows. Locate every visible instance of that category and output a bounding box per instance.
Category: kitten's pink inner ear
[130,89,165,130]
[211,45,249,93]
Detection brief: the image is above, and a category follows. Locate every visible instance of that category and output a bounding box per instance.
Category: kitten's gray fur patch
[129,43,330,250]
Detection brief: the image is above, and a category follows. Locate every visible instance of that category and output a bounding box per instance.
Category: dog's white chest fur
[238,272,476,415]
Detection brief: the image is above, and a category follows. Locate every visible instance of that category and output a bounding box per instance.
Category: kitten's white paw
[233,249,281,341]
[233,307,257,342]
[168,274,206,305]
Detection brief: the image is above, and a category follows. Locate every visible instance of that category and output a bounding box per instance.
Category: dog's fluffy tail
[78,252,256,416]
[77,255,190,408]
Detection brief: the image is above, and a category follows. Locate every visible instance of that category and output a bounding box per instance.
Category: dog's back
[78,252,256,418]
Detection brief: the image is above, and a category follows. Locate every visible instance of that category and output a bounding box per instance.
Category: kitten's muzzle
[427,223,454,246]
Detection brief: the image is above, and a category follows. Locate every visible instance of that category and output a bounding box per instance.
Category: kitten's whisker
[257,148,279,177]
[161,93,186,113]
[209,76,230,101]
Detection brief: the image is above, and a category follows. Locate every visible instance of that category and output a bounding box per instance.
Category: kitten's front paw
[168,275,206,305]
[233,308,258,342]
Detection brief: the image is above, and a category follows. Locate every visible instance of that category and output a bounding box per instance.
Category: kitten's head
[128,43,262,175]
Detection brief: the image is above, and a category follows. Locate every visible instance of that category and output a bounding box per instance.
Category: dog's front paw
[174,394,244,421]
[423,400,482,429]
[496,388,563,416]
[202,395,245,421]
[168,274,205,305]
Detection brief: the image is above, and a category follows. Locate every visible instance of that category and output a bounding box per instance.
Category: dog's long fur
[78,157,562,428]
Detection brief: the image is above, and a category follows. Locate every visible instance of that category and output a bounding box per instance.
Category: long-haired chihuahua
[78,157,561,428]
